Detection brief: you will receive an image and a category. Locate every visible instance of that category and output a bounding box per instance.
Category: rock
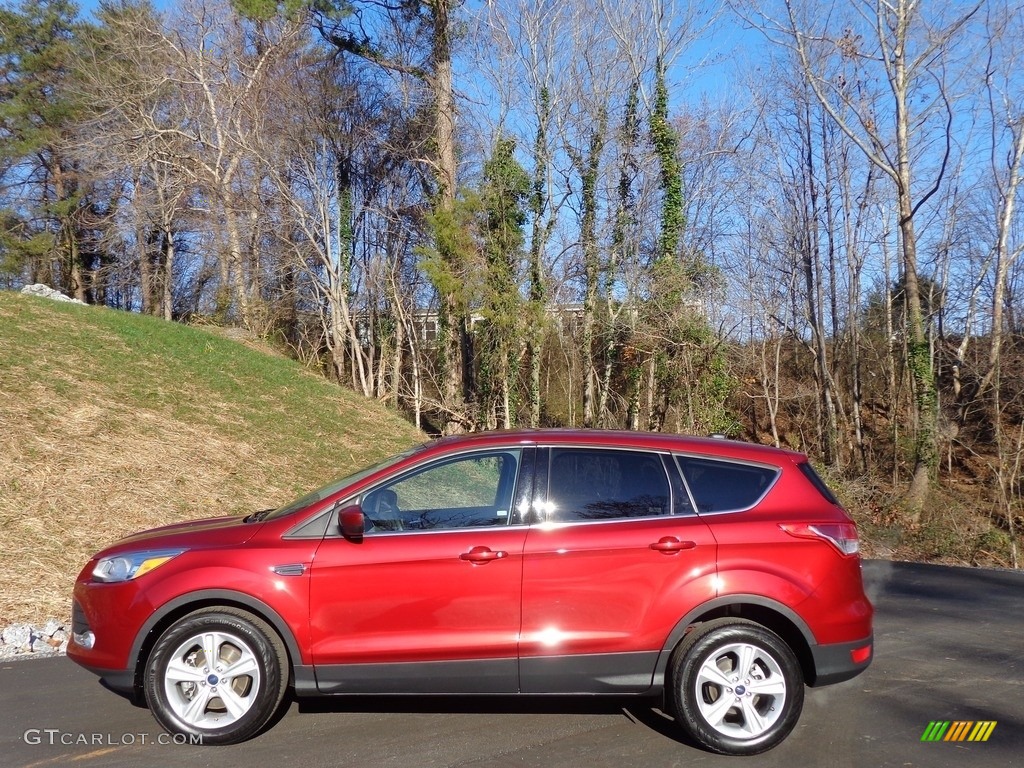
[40,618,60,638]
[20,283,86,304]
[1,624,32,651]
[41,619,63,637]
[39,623,69,653]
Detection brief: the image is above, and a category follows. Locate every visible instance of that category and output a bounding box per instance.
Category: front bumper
[68,597,136,697]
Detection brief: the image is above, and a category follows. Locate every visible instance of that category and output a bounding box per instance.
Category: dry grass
[0,293,423,625]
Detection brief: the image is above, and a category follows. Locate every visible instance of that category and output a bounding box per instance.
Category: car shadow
[294,692,645,716]
[101,678,705,751]
[288,692,692,746]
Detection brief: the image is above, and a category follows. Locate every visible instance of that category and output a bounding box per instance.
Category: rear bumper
[809,634,873,686]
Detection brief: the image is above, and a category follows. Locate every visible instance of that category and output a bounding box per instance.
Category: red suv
[68,430,872,755]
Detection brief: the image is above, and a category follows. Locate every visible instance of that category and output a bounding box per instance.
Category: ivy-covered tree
[477,136,530,429]
[650,57,685,267]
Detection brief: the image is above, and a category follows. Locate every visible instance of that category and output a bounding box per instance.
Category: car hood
[96,514,260,556]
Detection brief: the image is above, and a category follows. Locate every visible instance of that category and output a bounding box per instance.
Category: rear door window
[545,448,671,522]
[676,456,779,513]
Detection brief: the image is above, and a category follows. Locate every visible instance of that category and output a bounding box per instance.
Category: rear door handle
[650,537,697,553]
[460,546,508,564]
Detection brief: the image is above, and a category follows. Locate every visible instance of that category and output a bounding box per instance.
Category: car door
[519,446,718,693]
[309,447,532,694]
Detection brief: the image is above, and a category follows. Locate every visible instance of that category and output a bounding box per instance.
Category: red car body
[68,430,873,754]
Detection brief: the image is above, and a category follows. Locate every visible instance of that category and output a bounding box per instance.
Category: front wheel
[670,618,804,755]
[144,608,288,745]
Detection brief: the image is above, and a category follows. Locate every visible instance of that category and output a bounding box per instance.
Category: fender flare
[653,594,817,682]
[128,589,304,687]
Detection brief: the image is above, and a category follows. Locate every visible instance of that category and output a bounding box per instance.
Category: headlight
[91,548,187,583]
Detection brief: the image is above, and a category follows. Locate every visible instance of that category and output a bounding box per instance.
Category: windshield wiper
[245,508,275,523]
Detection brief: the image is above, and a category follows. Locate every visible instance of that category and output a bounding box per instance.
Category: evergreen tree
[0,0,90,297]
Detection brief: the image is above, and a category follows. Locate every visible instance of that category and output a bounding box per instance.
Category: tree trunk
[899,209,935,515]
[578,114,605,429]
[137,221,155,315]
[430,0,468,434]
[162,228,175,321]
[526,87,552,429]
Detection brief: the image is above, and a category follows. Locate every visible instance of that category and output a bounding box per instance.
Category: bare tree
[977,1,1024,431]
[78,0,308,326]
[316,0,472,432]
[744,0,983,511]
[74,1,190,316]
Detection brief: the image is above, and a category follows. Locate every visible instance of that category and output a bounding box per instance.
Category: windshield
[260,445,423,521]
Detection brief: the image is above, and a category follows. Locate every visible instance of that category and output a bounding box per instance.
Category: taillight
[779,522,860,555]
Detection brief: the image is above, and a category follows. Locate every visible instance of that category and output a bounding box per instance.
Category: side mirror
[338,504,365,542]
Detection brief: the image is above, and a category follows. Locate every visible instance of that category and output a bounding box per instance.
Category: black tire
[669,618,804,755]
[143,607,289,745]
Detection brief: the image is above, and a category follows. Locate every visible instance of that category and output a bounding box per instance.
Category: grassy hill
[0,292,424,625]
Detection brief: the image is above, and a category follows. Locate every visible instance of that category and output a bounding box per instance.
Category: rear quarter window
[797,462,840,505]
[676,456,779,513]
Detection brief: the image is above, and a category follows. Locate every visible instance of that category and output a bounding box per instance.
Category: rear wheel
[144,607,288,745]
[670,618,804,755]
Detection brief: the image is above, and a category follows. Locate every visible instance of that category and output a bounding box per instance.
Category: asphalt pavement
[1,560,1021,768]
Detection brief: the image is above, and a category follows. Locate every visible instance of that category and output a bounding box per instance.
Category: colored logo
[921,721,996,742]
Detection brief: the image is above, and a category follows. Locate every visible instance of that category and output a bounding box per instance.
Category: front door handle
[650,537,697,553]
[460,546,508,564]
